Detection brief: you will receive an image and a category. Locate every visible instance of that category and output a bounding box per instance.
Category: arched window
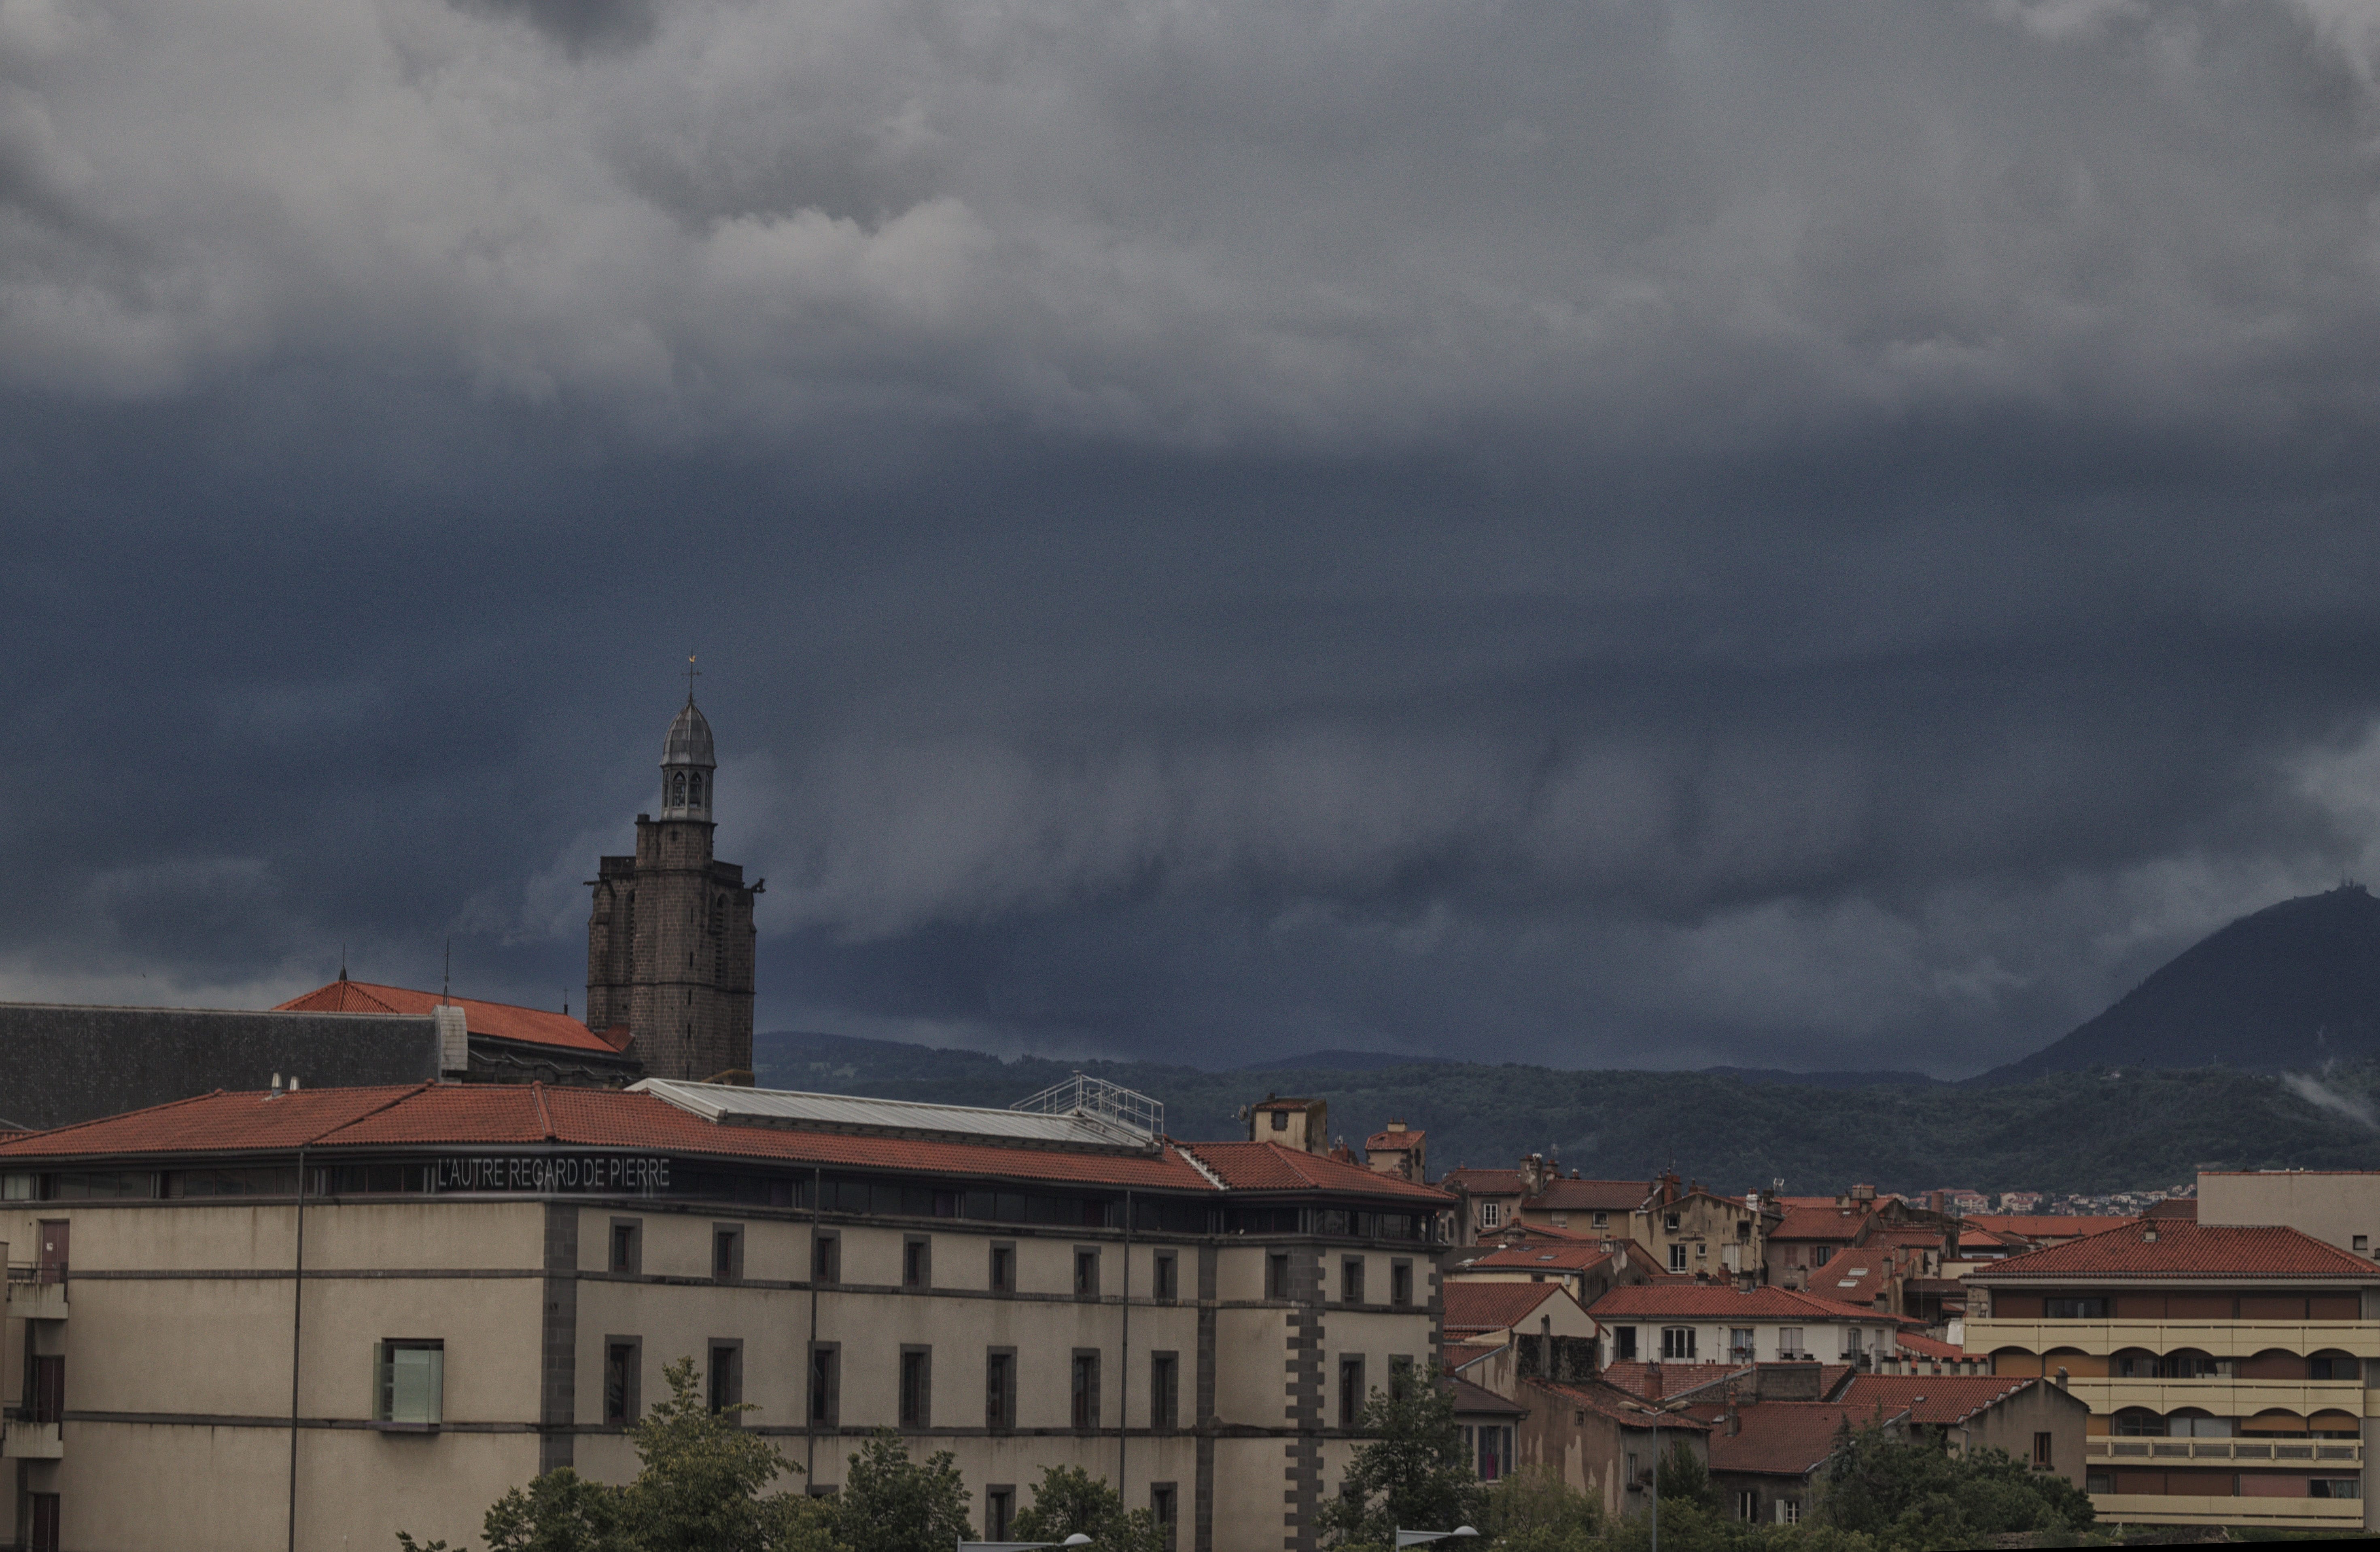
[2117,1409,2165,1438]
[689,774,703,807]
[2310,1350,2360,1382]
[671,772,686,806]
[2164,1348,2220,1380]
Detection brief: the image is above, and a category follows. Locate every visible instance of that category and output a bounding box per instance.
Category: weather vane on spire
[684,653,701,703]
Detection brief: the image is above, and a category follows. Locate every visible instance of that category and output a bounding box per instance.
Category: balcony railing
[2088,1493,2361,1527]
[2087,1438,2362,1465]
[6,1262,62,1286]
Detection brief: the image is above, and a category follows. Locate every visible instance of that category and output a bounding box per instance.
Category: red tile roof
[1444,1340,1504,1374]
[0,1086,1215,1192]
[1599,1361,1856,1404]
[1441,1167,1526,1194]
[1895,1331,1966,1359]
[1179,1141,1452,1202]
[1365,1129,1425,1151]
[1443,1281,1572,1335]
[1961,1215,2132,1241]
[1771,1205,1869,1240]
[1702,1402,1865,1476]
[1464,1244,1620,1273]
[1836,1374,2041,1426]
[276,980,629,1054]
[1447,1377,1526,1417]
[1524,1178,1650,1212]
[1969,1219,2380,1282]
[1589,1284,1893,1323]
[1527,1378,1712,1431]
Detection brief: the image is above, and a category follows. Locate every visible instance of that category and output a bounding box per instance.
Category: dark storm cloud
[4,0,2380,1073]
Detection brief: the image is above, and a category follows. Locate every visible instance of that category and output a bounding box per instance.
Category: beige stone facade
[0,1079,1449,1552]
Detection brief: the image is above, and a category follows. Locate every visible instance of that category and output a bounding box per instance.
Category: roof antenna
[338,943,348,982]
[442,937,451,1005]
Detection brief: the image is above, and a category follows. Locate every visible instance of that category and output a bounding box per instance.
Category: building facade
[1968,1218,2380,1532]
[585,698,761,1084]
[0,1077,1449,1552]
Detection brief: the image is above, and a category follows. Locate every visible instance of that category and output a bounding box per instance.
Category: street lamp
[1394,1529,1479,1547]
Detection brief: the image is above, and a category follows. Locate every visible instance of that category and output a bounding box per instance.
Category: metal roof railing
[1010,1073,1165,1146]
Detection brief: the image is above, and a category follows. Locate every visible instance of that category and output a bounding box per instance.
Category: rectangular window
[1615,1326,1638,1361]
[708,1340,742,1414]
[1661,1327,1696,1360]
[1735,1489,1757,1521]
[1389,1354,1415,1401]
[2085,1471,2115,1495]
[1778,1327,1804,1359]
[898,1346,931,1428]
[2032,1431,2053,1469]
[1342,1257,1366,1306]
[986,1349,1017,1431]
[1071,1351,1101,1431]
[1267,1252,1291,1300]
[375,1340,443,1425]
[989,1242,1015,1293]
[2358,1235,2372,1255]
[1814,1246,1833,1267]
[812,1231,840,1285]
[604,1338,640,1426]
[1841,1328,1864,1359]
[1150,1351,1179,1430]
[1390,1259,1413,1308]
[711,1225,743,1283]
[1665,1212,1681,1231]
[1669,1244,1687,1272]
[1480,1425,1509,1482]
[903,1235,931,1291]
[808,1342,840,1428]
[1153,1249,1179,1301]
[2312,1478,2363,1500]
[1151,1483,1179,1552]
[2042,1296,2107,1319]
[28,1355,62,1426]
[985,1486,1016,1541]
[1730,1328,1755,1363]
[1779,1500,1801,1525]
[1592,1212,1609,1230]
[609,1218,643,1275]
[1338,1355,1366,1429]
[1480,1202,1501,1227]
[1075,1247,1101,1300]
[28,1494,57,1552]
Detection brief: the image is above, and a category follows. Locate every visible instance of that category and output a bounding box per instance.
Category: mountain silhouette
[1976,884,2380,1083]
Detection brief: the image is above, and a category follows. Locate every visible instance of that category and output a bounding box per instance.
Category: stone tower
[585,695,760,1083]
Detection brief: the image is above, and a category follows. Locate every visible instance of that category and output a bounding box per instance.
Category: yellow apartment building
[1967,1217,2378,1532]
[0,1075,1450,1552]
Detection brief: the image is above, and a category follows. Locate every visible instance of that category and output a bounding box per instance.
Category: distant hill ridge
[1977,884,2380,1084]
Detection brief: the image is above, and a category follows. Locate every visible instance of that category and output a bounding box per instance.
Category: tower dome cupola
[660,697,716,820]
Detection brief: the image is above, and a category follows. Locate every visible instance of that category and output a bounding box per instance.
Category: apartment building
[0,1076,1450,1552]
[1587,1285,1900,1370]
[1968,1218,2380,1533]
[2200,1170,2380,1259]
[1440,1164,1773,1274]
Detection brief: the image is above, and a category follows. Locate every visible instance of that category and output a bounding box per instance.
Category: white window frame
[1481,1202,1501,1228]
[1661,1326,1697,1360]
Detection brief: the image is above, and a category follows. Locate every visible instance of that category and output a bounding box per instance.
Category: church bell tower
[585,687,760,1083]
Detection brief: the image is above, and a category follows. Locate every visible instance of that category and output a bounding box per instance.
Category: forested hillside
[755,1031,2380,1196]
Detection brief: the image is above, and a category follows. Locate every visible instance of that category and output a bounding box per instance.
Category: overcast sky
[9,0,2380,1077]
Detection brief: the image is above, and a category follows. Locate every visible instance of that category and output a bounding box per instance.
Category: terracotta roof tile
[1440,1167,1526,1194]
[1179,1141,1452,1201]
[1463,1244,1620,1272]
[1589,1284,1892,1322]
[1836,1374,2040,1426]
[1959,1214,2133,1241]
[1447,1377,1526,1416]
[1442,1281,1571,1334]
[1364,1129,1425,1150]
[1895,1331,1966,1359]
[1599,1361,1856,1403]
[0,1086,1220,1192]
[1527,1378,1711,1430]
[1524,1178,1650,1212]
[1970,1219,2380,1281]
[1702,1402,1865,1476]
[275,981,628,1055]
[1771,1205,1869,1240]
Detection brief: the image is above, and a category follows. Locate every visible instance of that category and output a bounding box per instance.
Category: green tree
[1817,1421,2093,1549]
[834,1430,973,1552]
[1313,1382,1485,1549]
[397,1357,835,1552]
[1654,1440,1717,1513]
[1478,1465,1599,1552]
[1010,1464,1167,1552]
